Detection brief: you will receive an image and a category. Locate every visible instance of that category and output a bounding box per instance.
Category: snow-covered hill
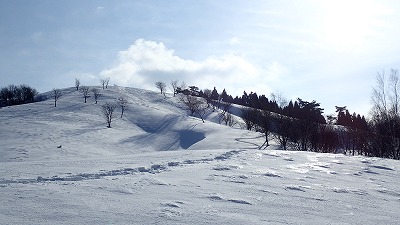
[0,86,399,224]
[0,86,260,162]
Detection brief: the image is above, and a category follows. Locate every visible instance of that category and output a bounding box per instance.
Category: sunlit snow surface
[1,87,399,224]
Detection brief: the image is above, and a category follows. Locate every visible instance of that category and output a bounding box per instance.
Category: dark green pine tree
[242,91,249,106]
[211,87,219,100]
[259,95,269,110]
[220,88,228,101]
[336,106,351,126]
[283,100,294,117]
[249,92,260,109]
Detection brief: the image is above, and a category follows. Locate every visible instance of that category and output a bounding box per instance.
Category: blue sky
[1,0,400,115]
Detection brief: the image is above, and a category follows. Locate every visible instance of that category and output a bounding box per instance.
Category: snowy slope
[0,86,399,224]
[0,86,261,162]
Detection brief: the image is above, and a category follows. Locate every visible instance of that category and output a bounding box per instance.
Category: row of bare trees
[53,78,112,107]
[52,88,126,128]
[79,86,102,104]
[0,84,38,106]
[154,80,239,125]
[154,80,208,122]
[51,86,101,107]
[74,78,111,91]
[52,78,127,128]
[155,80,181,97]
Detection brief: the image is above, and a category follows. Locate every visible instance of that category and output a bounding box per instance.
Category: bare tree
[155,81,167,97]
[118,96,128,118]
[102,102,117,128]
[273,114,292,150]
[218,103,237,127]
[271,91,288,108]
[257,110,273,149]
[269,91,291,150]
[105,77,110,88]
[20,84,38,103]
[370,70,400,118]
[372,71,387,117]
[195,102,208,123]
[179,94,198,116]
[52,88,62,107]
[75,78,80,91]
[80,86,90,103]
[92,88,100,104]
[224,112,237,127]
[389,69,400,117]
[180,81,187,92]
[179,94,208,123]
[240,107,259,130]
[371,69,400,159]
[170,80,179,97]
[100,79,106,89]
[218,101,233,125]
[202,89,213,108]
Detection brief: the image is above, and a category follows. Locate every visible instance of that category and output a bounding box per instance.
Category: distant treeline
[4,70,400,161]
[0,84,39,107]
[179,74,399,160]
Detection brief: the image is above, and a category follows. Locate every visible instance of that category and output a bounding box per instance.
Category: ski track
[0,150,243,185]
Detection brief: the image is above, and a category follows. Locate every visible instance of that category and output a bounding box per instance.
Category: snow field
[1,149,399,224]
[1,86,399,224]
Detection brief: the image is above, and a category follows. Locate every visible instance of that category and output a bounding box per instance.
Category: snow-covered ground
[1,86,399,224]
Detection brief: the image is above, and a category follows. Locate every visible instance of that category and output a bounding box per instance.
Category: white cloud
[316,0,393,52]
[228,37,240,45]
[99,39,284,96]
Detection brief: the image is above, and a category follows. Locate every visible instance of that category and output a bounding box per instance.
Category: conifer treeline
[192,86,397,159]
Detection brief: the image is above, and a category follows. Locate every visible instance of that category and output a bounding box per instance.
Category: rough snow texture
[0,86,399,224]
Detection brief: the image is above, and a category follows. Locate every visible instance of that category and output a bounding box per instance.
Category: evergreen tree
[242,91,249,106]
[249,92,259,109]
[211,87,219,100]
[283,100,294,117]
[220,88,228,101]
[225,95,234,103]
[233,96,241,105]
[259,95,269,110]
